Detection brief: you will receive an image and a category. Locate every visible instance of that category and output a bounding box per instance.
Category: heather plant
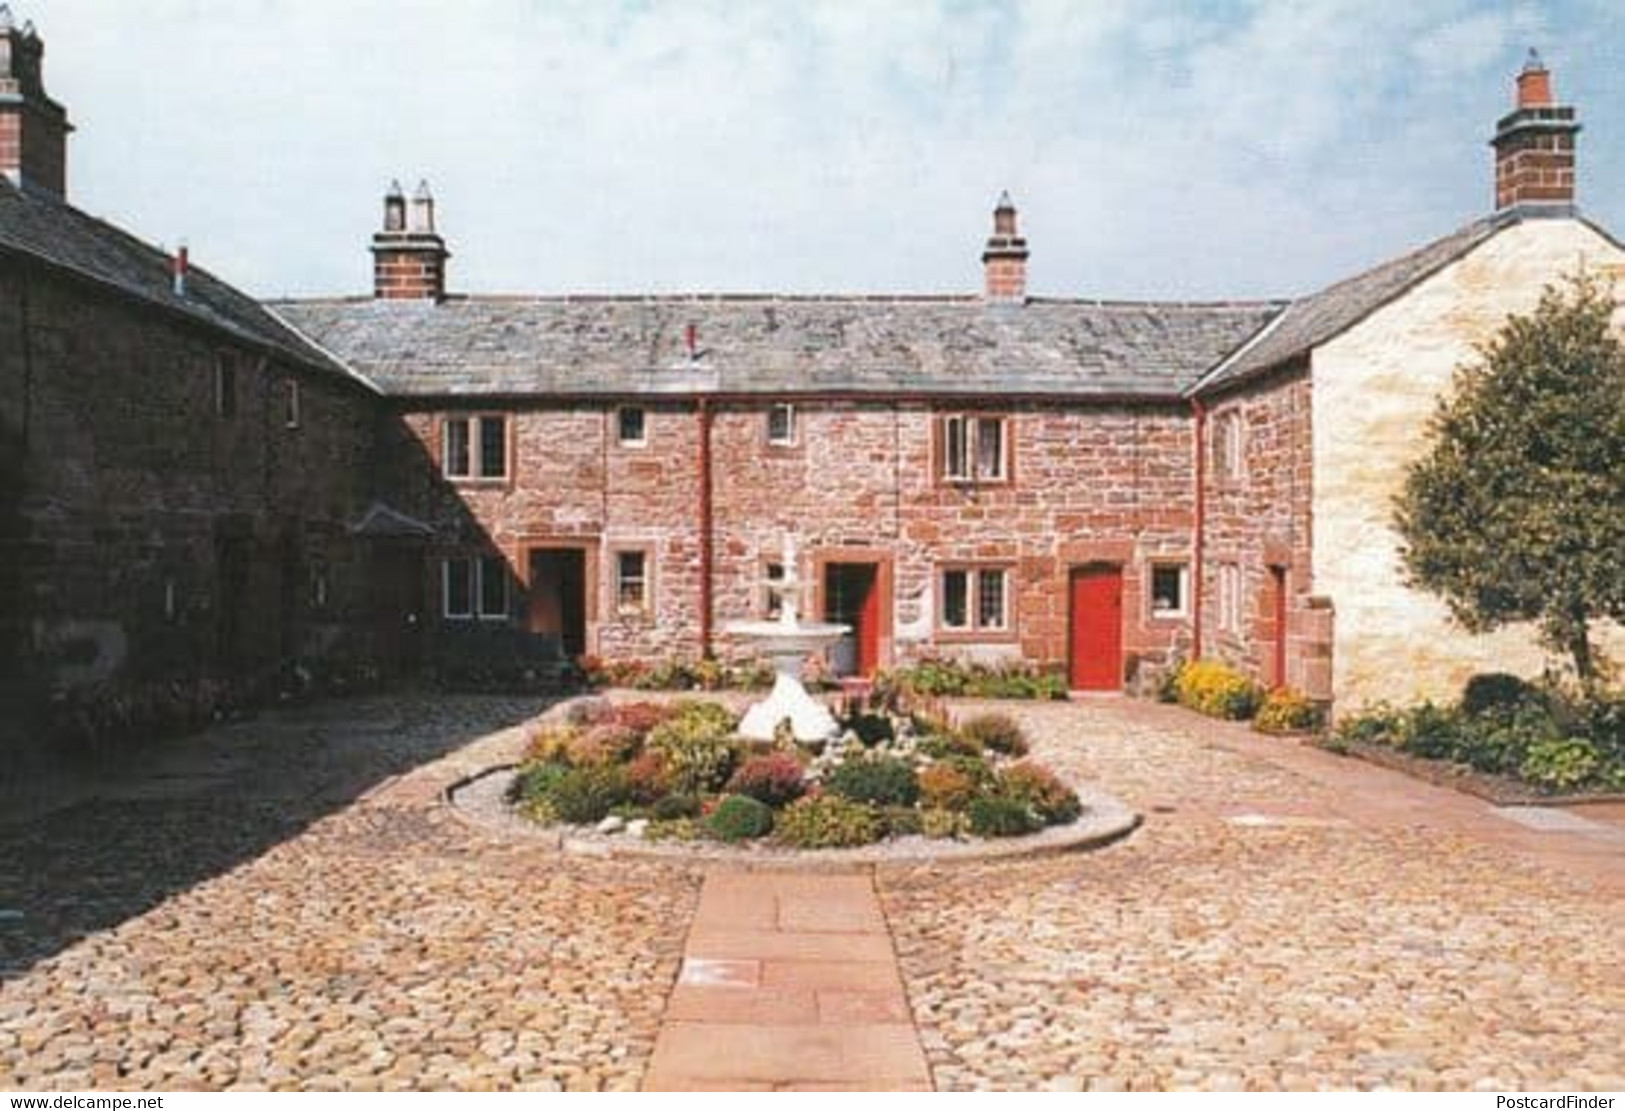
[824,755,920,807]
[957,712,1030,756]
[774,796,885,849]
[726,752,807,807]
[704,795,776,842]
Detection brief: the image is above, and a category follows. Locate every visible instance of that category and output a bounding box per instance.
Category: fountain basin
[724,618,848,743]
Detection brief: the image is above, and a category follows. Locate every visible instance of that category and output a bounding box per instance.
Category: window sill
[935,628,1018,643]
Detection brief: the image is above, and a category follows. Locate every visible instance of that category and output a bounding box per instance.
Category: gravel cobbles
[882,700,1624,1091]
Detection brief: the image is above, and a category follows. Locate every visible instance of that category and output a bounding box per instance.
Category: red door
[857,572,881,676]
[1069,565,1123,691]
[825,563,881,677]
[1268,565,1288,689]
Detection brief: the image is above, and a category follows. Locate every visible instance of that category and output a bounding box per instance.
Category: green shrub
[1253,688,1324,735]
[1392,702,1466,760]
[1461,672,1545,718]
[920,807,970,839]
[647,701,740,793]
[957,712,1030,756]
[726,752,807,807]
[704,795,776,842]
[509,760,571,806]
[1519,738,1603,792]
[645,818,702,842]
[919,732,983,759]
[1332,703,1407,746]
[880,805,923,837]
[824,756,920,807]
[967,794,1043,838]
[845,713,895,746]
[546,765,632,824]
[775,795,885,848]
[917,763,978,811]
[1173,659,1265,720]
[997,762,1082,825]
[651,793,702,821]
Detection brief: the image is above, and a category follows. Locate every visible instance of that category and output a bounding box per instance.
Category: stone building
[3,11,1622,764]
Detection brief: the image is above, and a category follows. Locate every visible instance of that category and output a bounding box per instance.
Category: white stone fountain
[726,537,849,743]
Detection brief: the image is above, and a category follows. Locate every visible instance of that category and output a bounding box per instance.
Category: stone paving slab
[643,868,931,1091]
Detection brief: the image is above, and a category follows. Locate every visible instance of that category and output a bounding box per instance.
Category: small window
[444,556,509,620]
[767,403,796,446]
[1150,563,1189,618]
[1213,411,1244,482]
[441,415,507,479]
[616,550,649,613]
[941,414,1007,482]
[1218,563,1243,635]
[940,567,1009,632]
[215,352,238,418]
[763,561,785,618]
[443,558,473,619]
[478,555,509,619]
[618,407,647,446]
[311,568,329,610]
[284,379,301,429]
[163,576,178,623]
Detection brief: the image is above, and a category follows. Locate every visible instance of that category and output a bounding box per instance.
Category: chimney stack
[981,192,1028,303]
[370,178,449,300]
[1491,49,1580,212]
[172,243,188,297]
[0,7,72,197]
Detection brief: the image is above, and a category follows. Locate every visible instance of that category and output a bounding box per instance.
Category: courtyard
[0,693,1620,1091]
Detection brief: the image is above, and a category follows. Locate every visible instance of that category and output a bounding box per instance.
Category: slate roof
[0,180,363,387]
[1192,208,1539,392]
[270,295,1283,400]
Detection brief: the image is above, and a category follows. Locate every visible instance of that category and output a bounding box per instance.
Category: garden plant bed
[1324,735,1625,807]
[445,694,1140,867]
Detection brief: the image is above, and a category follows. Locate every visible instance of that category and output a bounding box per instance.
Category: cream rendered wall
[1311,217,1625,710]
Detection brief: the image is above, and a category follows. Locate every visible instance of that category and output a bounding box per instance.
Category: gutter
[1190,396,1207,660]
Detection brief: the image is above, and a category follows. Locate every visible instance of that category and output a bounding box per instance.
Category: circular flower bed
[504,699,1084,849]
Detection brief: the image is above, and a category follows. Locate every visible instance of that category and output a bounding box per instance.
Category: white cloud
[27,0,1625,300]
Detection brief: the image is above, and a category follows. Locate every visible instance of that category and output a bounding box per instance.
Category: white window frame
[940,414,1008,483]
[284,378,301,430]
[767,403,797,447]
[441,414,508,480]
[215,352,238,419]
[443,556,510,621]
[614,549,652,615]
[939,566,1010,633]
[1149,562,1190,619]
[1213,410,1244,483]
[617,406,648,447]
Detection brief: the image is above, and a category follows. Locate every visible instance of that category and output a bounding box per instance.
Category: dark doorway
[214,536,251,673]
[1069,564,1124,692]
[824,562,880,677]
[370,544,424,675]
[529,548,587,659]
[1266,565,1289,689]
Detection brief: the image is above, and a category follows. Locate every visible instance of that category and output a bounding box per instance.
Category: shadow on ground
[0,690,552,981]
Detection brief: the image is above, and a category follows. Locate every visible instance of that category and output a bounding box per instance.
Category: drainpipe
[697,397,715,658]
[1190,396,1207,660]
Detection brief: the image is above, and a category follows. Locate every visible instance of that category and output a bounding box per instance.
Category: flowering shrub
[774,796,885,848]
[1253,688,1323,735]
[1172,660,1265,720]
[727,752,807,807]
[997,762,1082,824]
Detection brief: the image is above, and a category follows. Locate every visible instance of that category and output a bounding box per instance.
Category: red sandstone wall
[0,261,379,693]
[392,398,1199,682]
[1198,367,1322,695]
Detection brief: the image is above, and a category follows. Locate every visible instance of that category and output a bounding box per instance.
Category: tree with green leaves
[1395,271,1625,687]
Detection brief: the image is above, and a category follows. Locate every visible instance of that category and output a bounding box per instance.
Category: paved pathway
[2,692,1621,1091]
[644,870,930,1090]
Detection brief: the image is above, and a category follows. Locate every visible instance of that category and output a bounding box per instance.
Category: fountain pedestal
[725,539,848,743]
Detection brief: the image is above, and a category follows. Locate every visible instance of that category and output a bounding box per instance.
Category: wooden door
[1069,565,1123,692]
[1267,565,1288,689]
[528,548,586,659]
[824,563,880,677]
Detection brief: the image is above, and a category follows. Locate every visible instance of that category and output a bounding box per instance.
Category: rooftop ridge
[268,291,1289,311]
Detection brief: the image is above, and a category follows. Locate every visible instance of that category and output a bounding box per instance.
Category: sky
[23,0,1625,301]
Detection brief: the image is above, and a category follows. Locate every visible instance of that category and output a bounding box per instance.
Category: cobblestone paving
[881,700,1625,1092]
[0,696,701,1091]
